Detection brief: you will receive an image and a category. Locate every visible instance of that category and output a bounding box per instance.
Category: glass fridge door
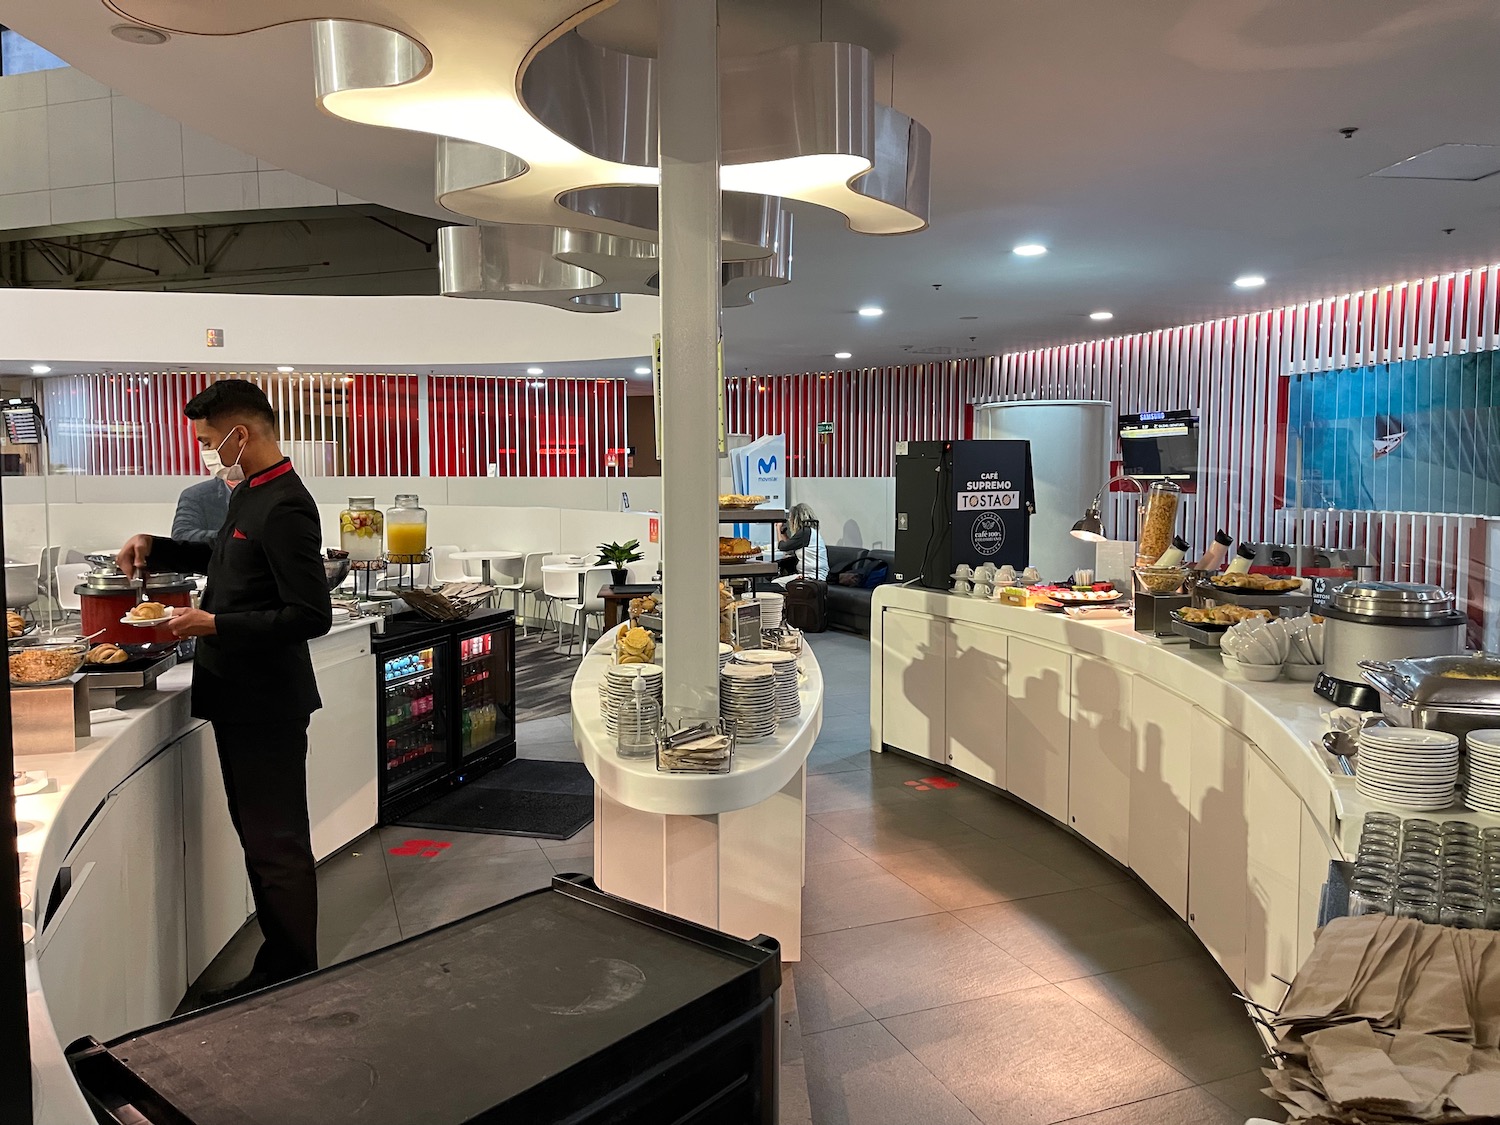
[457,624,514,759]
[381,642,449,793]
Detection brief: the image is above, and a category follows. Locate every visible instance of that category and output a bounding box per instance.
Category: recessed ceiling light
[1089,311,1113,321]
[111,24,170,45]
[634,366,650,375]
[276,365,295,373]
[1234,275,1266,289]
[526,366,544,375]
[857,306,883,318]
[1012,243,1048,257]
[834,351,852,360]
[29,364,51,375]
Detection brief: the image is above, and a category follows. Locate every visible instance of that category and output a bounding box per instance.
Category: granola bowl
[9,640,87,686]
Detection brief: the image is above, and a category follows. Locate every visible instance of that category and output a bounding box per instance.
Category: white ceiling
[7,0,1500,376]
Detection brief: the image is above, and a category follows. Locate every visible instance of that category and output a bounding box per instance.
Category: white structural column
[657,0,723,721]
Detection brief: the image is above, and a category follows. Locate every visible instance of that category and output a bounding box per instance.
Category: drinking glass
[1394,886,1440,924]
[1479,826,1500,849]
[1364,811,1401,830]
[1443,845,1483,868]
[1404,818,1441,836]
[1440,891,1487,929]
[1397,873,1439,895]
[1401,835,1441,858]
[1348,875,1393,916]
[1444,871,1484,897]
[1397,857,1441,882]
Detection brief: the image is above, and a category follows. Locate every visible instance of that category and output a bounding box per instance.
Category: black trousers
[211,716,318,980]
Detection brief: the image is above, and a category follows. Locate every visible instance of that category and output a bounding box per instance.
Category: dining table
[450,549,523,587]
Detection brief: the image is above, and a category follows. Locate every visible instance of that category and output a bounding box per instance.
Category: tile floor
[193,630,1282,1124]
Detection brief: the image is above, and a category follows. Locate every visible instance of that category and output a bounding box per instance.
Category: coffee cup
[997,565,1017,585]
[953,579,972,594]
[954,563,973,579]
[1021,566,1040,585]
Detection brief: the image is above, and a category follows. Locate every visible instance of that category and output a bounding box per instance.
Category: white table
[450,549,522,587]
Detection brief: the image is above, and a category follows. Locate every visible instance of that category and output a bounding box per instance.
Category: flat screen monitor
[2,398,42,445]
[1118,410,1198,481]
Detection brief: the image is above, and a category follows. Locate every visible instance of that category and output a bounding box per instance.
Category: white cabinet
[1006,636,1071,821]
[1068,656,1133,861]
[182,724,252,983]
[1187,710,1248,989]
[879,607,948,761]
[117,748,187,1030]
[308,630,377,860]
[1298,804,1342,970]
[1245,753,1304,1010]
[945,621,1007,786]
[1128,678,1194,918]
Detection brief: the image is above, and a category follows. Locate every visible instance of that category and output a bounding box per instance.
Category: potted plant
[596,539,644,587]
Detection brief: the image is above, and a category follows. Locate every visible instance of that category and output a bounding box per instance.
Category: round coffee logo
[971,512,1006,556]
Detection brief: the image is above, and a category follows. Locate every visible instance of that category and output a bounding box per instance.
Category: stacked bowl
[1355,727,1461,811]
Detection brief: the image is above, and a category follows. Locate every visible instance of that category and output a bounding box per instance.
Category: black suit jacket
[149,459,332,724]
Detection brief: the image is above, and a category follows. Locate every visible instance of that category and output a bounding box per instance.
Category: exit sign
[816,421,835,435]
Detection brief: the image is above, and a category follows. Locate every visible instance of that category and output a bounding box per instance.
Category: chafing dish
[1359,653,1500,741]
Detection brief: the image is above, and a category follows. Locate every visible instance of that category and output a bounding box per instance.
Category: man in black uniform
[117,380,332,1002]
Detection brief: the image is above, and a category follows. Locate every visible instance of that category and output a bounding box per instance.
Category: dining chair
[429,544,471,585]
[541,564,580,651]
[491,553,529,626]
[563,568,613,660]
[54,563,89,621]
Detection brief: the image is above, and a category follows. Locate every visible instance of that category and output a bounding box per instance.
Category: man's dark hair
[185,379,276,431]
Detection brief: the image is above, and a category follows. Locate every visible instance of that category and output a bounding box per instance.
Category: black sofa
[825,545,896,637]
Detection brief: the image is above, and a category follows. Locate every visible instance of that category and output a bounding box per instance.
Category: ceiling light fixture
[857,306,883,318]
[526,367,544,376]
[29,364,51,375]
[1234,275,1266,289]
[110,24,170,45]
[1013,243,1048,257]
[1089,311,1114,321]
[834,352,852,360]
[276,365,295,373]
[634,366,650,375]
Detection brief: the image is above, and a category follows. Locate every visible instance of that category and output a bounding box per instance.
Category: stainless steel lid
[143,571,190,589]
[1331,581,1452,620]
[81,554,139,591]
[1360,653,1500,710]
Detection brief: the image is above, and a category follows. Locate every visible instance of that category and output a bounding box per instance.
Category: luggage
[783,576,828,633]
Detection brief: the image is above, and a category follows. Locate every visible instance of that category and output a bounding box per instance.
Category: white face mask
[201,428,246,483]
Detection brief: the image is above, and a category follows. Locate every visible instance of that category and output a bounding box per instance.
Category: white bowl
[1234,662,1282,681]
[1283,662,1322,682]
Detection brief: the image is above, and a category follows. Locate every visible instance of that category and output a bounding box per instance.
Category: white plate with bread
[121,602,175,626]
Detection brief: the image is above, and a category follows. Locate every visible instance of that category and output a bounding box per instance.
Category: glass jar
[1440,891,1487,929]
[1135,479,1182,566]
[385,493,428,560]
[339,497,384,562]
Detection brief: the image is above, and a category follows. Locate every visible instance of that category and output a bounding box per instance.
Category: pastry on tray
[86,643,129,665]
[1209,573,1303,592]
[6,610,24,639]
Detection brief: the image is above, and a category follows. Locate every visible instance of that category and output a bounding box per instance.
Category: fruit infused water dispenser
[339,497,384,562]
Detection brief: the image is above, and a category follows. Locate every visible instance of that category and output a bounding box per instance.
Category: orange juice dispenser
[385,493,428,561]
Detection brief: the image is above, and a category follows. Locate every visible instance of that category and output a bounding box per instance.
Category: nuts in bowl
[9,642,87,685]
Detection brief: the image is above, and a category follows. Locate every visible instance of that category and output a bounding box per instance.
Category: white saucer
[121,609,175,626]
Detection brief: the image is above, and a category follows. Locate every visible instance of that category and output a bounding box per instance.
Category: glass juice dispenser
[385,493,428,561]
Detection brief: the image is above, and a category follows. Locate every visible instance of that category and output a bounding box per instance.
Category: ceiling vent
[899,344,980,356]
[1369,144,1500,181]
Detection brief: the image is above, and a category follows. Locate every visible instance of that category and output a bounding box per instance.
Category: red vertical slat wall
[424,376,628,476]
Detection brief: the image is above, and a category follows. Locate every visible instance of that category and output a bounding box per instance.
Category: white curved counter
[572,632,825,960]
[570,633,824,815]
[871,586,1500,1012]
[19,621,377,1125]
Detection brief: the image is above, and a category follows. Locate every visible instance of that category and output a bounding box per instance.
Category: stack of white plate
[718,642,734,670]
[732,649,800,719]
[755,592,785,631]
[1463,730,1500,813]
[720,662,778,740]
[1355,727,1460,811]
[600,663,664,737]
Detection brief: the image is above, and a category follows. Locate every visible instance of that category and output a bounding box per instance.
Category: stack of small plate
[599,663,664,737]
[1462,730,1500,814]
[754,592,785,631]
[719,642,734,670]
[1354,727,1460,811]
[720,662,778,740]
[732,649,800,719]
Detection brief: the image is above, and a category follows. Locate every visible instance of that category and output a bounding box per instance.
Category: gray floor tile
[806,818,866,866]
[547,853,594,879]
[873,839,1079,910]
[804,1021,985,1125]
[802,855,945,934]
[1002,830,1130,887]
[809,744,876,775]
[780,1059,814,1125]
[806,769,925,815]
[1054,957,1267,1085]
[379,824,545,863]
[812,803,994,862]
[1199,1069,1281,1121]
[390,849,556,934]
[805,913,1046,1019]
[883,984,1194,1125]
[517,739,583,762]
[1051,1085,1247,1125]
[786,957,874,1034]
[1092,877,1180,925]
[954,887,1201,983]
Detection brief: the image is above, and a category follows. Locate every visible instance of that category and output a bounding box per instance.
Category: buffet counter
[872,586,1500,1013]
[572,632,824,959]
[19,620,377,1125]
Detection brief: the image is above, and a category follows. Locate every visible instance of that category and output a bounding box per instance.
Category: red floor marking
[924,777,960,789]
[914,784,930,790]
[389,839,452,859]
[903,779,922,787]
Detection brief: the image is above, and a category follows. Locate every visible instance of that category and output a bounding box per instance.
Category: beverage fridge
[373,607,516,822]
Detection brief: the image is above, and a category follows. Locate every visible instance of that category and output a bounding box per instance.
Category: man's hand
[116,534,153,579]
[169,607,217,638]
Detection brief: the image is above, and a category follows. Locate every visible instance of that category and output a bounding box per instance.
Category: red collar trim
[247,459,294,488]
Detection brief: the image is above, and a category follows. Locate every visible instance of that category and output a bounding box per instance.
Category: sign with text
[950,440,1033,569]
[816,421,835,435]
